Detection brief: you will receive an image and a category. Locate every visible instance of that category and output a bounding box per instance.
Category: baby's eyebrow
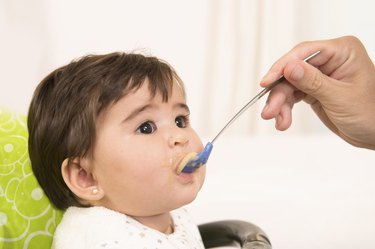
[122,104,154,123]
[174,103,190,113]
[122,102,190,123]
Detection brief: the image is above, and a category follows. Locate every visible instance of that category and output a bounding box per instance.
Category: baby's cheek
[190,129,204,149]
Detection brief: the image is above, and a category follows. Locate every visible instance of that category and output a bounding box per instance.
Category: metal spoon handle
[211,50,321,144]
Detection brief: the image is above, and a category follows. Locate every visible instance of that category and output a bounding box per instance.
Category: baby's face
[87,79,205,216]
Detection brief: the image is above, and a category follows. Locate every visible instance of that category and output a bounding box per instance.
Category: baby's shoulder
[53,206,132,249]
[63,206,126,224]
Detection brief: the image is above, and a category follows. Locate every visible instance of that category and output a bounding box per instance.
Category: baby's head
[28,52,205,215]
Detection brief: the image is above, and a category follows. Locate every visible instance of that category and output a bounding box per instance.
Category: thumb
[283,60,333,101]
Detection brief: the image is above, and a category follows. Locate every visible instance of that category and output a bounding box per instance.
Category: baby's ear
[61,158,104,202]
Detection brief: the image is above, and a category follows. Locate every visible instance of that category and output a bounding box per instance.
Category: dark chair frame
[199,220,272,249]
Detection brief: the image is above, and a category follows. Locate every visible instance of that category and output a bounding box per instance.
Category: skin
[63,79,205,233]
[260,36,375,150]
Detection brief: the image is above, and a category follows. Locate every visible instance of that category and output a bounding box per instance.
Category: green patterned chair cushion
[0,108,63,249]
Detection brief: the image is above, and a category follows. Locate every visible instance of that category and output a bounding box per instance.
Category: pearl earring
[92,188,99,195]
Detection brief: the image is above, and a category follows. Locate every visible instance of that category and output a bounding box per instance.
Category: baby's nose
[168,129,189,147]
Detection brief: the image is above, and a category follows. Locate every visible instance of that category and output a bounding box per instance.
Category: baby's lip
[176,152,198,174]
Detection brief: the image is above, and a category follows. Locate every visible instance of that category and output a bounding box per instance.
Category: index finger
[260,39,338,87]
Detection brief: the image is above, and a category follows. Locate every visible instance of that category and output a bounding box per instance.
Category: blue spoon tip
[180,142,213,173]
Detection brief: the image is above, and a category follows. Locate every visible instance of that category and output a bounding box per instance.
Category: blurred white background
[1,0,375,248]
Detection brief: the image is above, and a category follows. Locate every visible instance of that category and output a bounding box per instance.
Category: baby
[27,52,206,248]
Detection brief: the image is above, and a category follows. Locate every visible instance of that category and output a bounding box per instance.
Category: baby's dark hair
[27,52,184,210]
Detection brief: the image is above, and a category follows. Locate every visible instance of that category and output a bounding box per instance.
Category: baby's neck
[132,212,174,234]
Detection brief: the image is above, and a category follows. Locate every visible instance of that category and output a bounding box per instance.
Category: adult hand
[260,36,375,150]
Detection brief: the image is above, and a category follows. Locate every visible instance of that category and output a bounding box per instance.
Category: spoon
[179,51,321,173]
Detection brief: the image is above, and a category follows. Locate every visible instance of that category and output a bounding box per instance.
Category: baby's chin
[173,188,202,208]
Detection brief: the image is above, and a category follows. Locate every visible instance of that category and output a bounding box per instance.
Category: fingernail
[290,64,305,81]
[260,71,278,86]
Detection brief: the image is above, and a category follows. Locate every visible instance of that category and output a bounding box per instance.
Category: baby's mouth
[176,152,198,174]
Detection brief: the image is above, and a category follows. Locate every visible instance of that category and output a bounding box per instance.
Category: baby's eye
[136,121,157,134]
[175,115,189,128]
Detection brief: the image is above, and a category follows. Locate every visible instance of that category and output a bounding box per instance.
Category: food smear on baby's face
[176,152,198,174]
